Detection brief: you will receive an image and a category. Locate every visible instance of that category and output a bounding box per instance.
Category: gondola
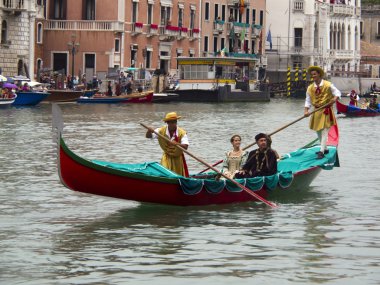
[52,104,340,206]
[336,99,380,117]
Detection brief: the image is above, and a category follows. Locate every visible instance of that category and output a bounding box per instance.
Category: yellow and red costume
[306,80,338,132]
[156,126,189,177]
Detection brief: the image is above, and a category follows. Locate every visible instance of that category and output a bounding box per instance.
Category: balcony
[293,0,304,12]
[131,22,143,36]
[159,25,180,41]
[251,24,262,38]
[330,4,354,17]
[213,20,224,35]
[228,22,250,37]
[328,49,354,60]
[0,0,27,15]
[45,20,124,32]
[177,27,188,40]
[189,28,200,41]
[227,0,249,7]
[147,24,158,37]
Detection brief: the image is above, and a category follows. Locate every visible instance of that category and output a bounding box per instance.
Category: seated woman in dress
[220,135,249,179]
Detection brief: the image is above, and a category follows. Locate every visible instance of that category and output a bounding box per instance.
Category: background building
[40,0,200,82]
[360,2,380,78]
[266,0,361,83]
[0,0,40,77]
[198,0,268,79]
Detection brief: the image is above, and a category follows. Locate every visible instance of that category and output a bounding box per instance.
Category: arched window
[36,58,42,80]
[37,22,43,43]
[348,25,351,50]
[355,26,358,50]
[18,59,24,76]
[329,22,333,50]
[314,22,319,49]
[1,20,7,44]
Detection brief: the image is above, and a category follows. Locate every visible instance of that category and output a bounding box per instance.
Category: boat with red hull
[52,105,340,206]
[336,100,380,117]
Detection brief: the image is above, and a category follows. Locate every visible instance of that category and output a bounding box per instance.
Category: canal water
[0,99,379,284]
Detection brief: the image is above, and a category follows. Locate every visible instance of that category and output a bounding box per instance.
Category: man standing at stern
[146,112,189,177]
[304,66,341,159]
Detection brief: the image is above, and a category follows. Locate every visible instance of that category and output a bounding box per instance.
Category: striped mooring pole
[295,65,299,82]
[287,66,291,96]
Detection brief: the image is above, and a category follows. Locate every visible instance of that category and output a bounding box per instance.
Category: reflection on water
[1,99,380,284]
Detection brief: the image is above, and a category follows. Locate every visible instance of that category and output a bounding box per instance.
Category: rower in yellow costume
[146,112,189,177]
[304,66,341,159]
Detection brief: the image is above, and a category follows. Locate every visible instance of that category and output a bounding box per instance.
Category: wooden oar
[140,123,278,209]
[198,101,334,174]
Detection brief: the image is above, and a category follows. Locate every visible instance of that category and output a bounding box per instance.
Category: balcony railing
[213,21,224,34]
[131,22,143,35]
[189,28,200,41]
[252,24,262,37]
[45,20,124,32]
[293,0,304,12]
[227,0,249,7]
[328,49,354,59]
[330,4,354,16]
[177,27,188,39]
[147,24,158,37]
[0,0,26,11]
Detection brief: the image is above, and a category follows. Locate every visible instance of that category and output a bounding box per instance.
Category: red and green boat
[336,99,380,117]
[53,105,340,206]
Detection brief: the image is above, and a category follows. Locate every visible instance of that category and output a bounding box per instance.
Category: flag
[266,29,272,50]
[240,27,246,42]
[240,0,245,15]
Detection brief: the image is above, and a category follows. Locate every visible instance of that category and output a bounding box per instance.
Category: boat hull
[77,91,153,104]
[336,100,380,117]
[43,90,83,102]
[0,97,15,107]
[14,91,50,106]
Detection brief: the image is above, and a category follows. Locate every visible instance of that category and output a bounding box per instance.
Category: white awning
[160,0,173,7]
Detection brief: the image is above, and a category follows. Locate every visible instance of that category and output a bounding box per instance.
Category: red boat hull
[336,100,380,117]
[58,138,324,206]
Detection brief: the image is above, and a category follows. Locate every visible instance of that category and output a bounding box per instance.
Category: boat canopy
[92,145,339,195]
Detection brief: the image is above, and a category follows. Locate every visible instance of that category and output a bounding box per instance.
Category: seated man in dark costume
[235,133,278,178]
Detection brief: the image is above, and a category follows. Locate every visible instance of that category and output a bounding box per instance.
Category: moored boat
[43,89,84,103]
[52,104,340,206]
[0,96,16,108]
[13,91,50,106]
[77,91,153,104]
[336,99,380,117]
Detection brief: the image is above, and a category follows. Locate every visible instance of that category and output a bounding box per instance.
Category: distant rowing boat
[336,100,380,117]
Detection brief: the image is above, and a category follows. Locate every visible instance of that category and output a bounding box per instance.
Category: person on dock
[348,90,359,107]
[235,133,278,178]
[304,66,341,159]
[146,112,189,177]
[220,135,249,179]
[369,96,378,110]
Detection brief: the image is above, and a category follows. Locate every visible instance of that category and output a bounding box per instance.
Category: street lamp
[67,34,80,81]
